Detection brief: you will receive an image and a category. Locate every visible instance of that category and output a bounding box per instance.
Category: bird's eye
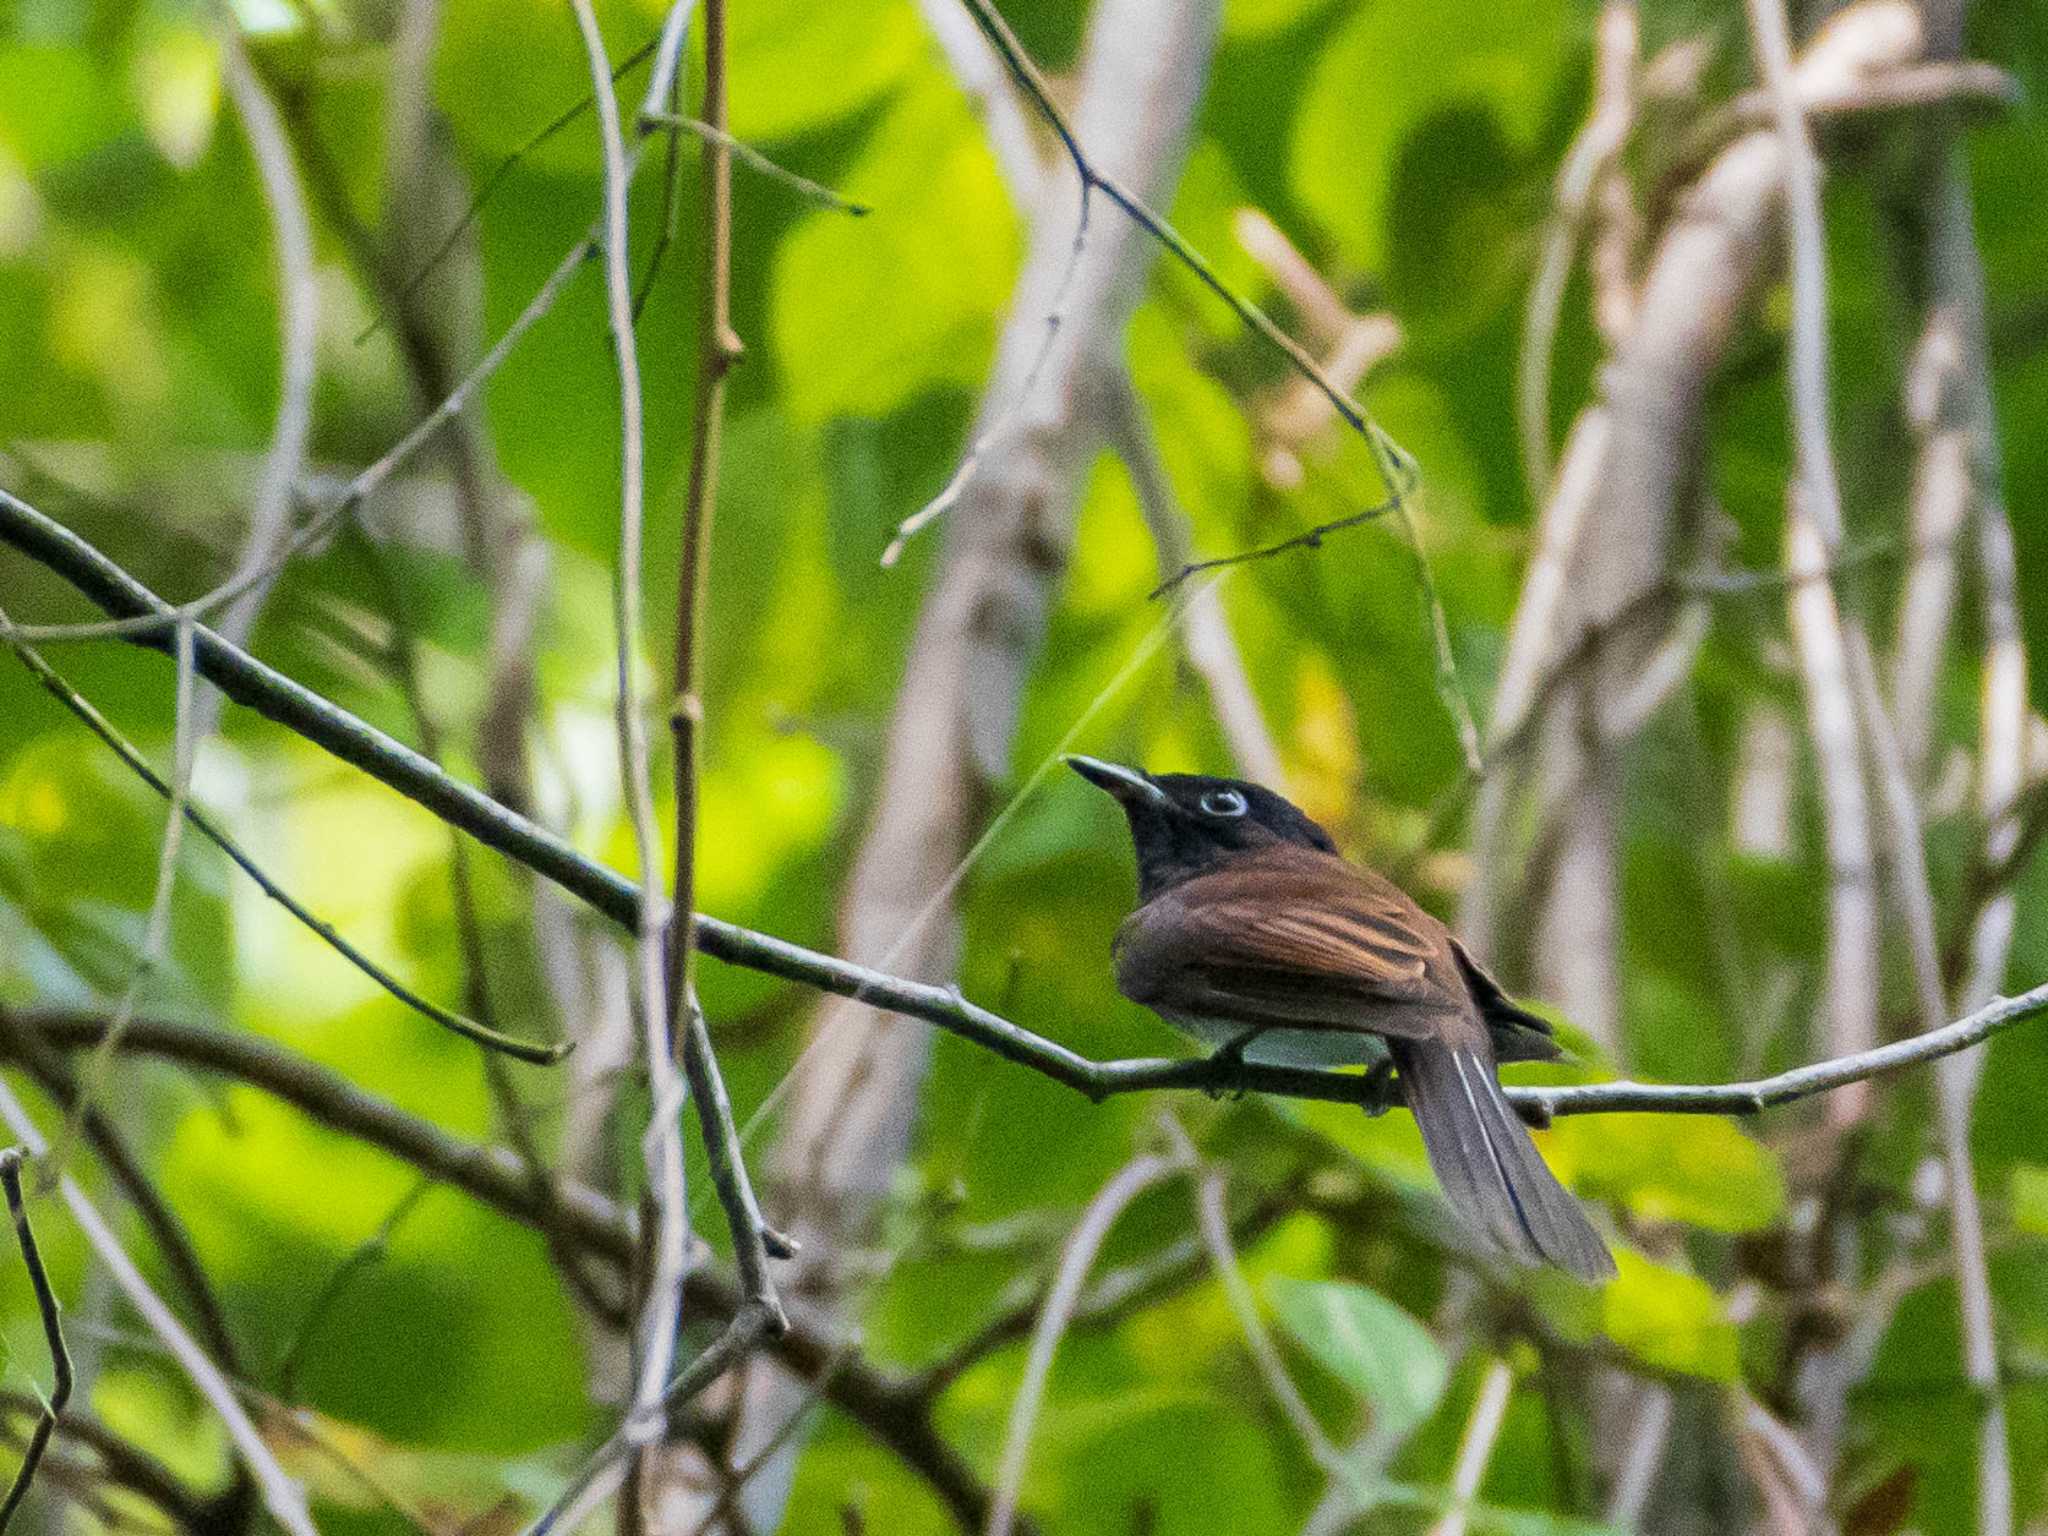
[1199,789,1249,818]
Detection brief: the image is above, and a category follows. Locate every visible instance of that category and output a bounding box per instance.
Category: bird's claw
[1359,1060,1399,1118]
[1205,1028,1267,1101]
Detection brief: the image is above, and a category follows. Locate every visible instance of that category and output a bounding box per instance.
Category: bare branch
[7,492,2046,1118]
[988,1148,1187,1536]
[0,1083,318,1536]
[0,1007,1000,1532]
[1425,1357,1514,1536]
[1192,1170,1338,1470]
[662,0,788,1315]
[638,112,868,215]
[562,0,692,1473]
[1520,0,1638,497]
[1,628,567,1062]
[0,1150,71,1536]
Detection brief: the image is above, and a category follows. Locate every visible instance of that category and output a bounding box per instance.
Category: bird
[1067,755,1615,1282]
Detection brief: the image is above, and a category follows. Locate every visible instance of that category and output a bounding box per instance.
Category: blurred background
[1,0,2046,1531]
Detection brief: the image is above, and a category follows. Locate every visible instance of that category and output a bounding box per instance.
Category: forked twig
[908,0,1480,761]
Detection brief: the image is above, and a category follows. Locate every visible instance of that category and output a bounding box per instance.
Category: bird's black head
[1066,756,1338,899]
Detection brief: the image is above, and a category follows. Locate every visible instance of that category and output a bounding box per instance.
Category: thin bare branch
[0,1150,71,1536]
[0,1083,317,1536]
[663,0,789,1322]
[2,627,567,1062]
[638,112,869,215]
[41,619,197,1184]
[274,1175,434,1399]
[1520,1,1638,498]
[1425,1357,1514,1536]
[7,490,2046,1120]
[562,0,691,1470]
[1191,1170,1336,1467]
[0,1007,999,1531]
[987,1149,1186,1536]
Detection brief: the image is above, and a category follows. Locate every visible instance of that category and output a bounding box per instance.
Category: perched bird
[1068,756,1615,1282]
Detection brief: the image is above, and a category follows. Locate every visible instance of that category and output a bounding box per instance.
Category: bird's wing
[1115,856,1464,1038]
[1449,936,1563,1063]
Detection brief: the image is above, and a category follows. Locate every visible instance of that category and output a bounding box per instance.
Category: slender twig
[987,1149,1186,1536]
[563,0,691,1469]
[0,1006,1009,1525]
[631,82,688,321]
[0,1150,70,1536]
[1150,482,1410,598]
[0,1084,317,1536]
[0,1012,241,1377]
[638,112,869,214]
[1192,1169,1339,1469]
[42,619,196,1185]
[948,0,1390,455]
[360,33,661,345]
[0,1393,208,1536]
[1,628,568,1063]
[337,523,608,1319]
[665,0,789,1323]
[681,1342,855,1536]
[910,0,1044,201]
[1425,1357,1514,1536]
[917,1183,1299,1396]
[274,1175,435,1399]
[521,1303,784,1536]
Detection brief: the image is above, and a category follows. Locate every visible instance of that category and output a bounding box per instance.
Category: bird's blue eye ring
[1199,789,1249,818]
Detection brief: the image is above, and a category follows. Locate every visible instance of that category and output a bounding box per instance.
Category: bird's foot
[1205,1027,1268,1100]
[1358,1059,1399,1118]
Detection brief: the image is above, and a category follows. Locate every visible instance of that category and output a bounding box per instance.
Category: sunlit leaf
[1290,0,1570,270]
[2010,1164,2048,1236]
[130,24,219,170]
[771,72,1022,422]
[1548,1111,1786,1233]
[1600,1250,1737,1381]
[728,0,923,142]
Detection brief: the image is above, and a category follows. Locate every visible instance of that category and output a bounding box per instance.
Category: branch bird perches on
[1,486,2042,1127]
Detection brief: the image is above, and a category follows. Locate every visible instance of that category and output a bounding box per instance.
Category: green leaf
[770,73,1021,422]
[1290,0,1570,270]
[1223,0,1340,39]
[1548,1110,1785,1233]
[1600,1250,1738,1381]
[2010,1164,2048,1236]
[728,0,923,142]
[0,46,128,168]
[1266,1275,1448,1439]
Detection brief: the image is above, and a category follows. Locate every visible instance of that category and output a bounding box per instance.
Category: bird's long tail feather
[1389,1038,1615,1282]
